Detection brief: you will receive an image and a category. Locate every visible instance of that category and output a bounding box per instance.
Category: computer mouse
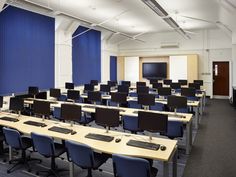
[160,145,166,151]
[71,131,77,135]
[115,138,121,143]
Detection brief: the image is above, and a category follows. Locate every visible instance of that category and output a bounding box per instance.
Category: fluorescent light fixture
[141,0,191,39]
[141,0,168,17]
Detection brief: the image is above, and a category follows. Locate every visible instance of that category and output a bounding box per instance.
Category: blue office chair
[165,121,183,139]
[58,94,67,101]
[65,140,109,177]
[122,116,142,134]
[150,103,165,111]
[112,154,158,177]
[3,127,41,173]
[176,108,189,113]
[78,114,94,125]
[31,132,67,176]
[128,101,141,109]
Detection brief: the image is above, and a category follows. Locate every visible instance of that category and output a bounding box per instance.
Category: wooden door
[213,62,229,96]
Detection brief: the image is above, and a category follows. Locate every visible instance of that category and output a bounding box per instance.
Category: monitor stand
[42,115,45,122]
[149,132,153,141]
[18,111,21,117]
[70,121,74,127]
[105,126,109,133]
[143,105,149,110]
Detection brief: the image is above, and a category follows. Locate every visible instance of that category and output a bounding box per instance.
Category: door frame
[211,60,232,98]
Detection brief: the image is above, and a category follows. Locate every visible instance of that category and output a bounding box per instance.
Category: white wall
[169,56,187,82]
[124,57,139,82]
[118,29,232,97]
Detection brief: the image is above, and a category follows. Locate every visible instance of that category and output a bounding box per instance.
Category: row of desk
[0,112,177,177]
[24,97,194,155]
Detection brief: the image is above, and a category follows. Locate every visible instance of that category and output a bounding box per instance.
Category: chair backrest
[112,154,151,177]
[65,140,94,168]
[31,132,55,157]
[166,121,183,139]
[3,127,22,149]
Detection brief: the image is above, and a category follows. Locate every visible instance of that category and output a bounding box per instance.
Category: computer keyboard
[85,133,114,142]
[24,121,47,127]
[127,140,160,151]
[83,105,96,109]
[48,126,72,134]
[0,117,19,122]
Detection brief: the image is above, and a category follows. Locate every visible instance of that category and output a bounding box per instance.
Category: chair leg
[87,169,92,177]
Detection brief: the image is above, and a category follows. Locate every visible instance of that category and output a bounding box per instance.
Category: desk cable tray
[24,121,47,127]
[127,140,160,151]
[48,126,72,134]
[0,117,19,122]
[85,133,114,142]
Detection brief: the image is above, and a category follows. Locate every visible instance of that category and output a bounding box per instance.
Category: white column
[55,16,79,88]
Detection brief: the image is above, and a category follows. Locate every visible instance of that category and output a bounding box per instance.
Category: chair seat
[54,143,66,157]
[21,137,33,150]
[93,153,109,169]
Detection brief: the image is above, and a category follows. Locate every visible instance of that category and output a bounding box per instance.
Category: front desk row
[0,97,177,177]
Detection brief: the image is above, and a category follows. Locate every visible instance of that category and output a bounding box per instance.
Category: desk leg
[163,161,169,177]
[186,121,192,155]
[9,146,12,161]
[172,151,177,177]
[203,92,206,108]
[195,106,199,129]
[200,98,203,116]
[69,161,74,177]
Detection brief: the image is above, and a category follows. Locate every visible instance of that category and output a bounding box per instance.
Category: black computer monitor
[167,95,187,110]
[170,83,181,89]
[149,79,158,85]
[84,84,94,92]
[50,88,61,98]
[118,85,129,94]
[28,86,39,95]
[152,83,163,89]
[61,104,81,124]
[158,87,171,96]
[194,80,203,86]
[111,92,127,104]
[33,100,51,118]
[35,92,47,99]
[138,94,155,106]
[136,82,146,87]
[178,80,188,85]
[138,111,167,133]
[121,81,131,87]
[189,83,200,90]
[9,97,24,114]
[88,91,101,103]
[0,96,3,108]
[181,88,196,97]
[137,86,149,94]
[67,90,80,101]
[163,79,172,85]
[108,81,117,87]
[100,84,111,93]
[95,107,120,130]
[65,82,74,90]
[90,80,98,86]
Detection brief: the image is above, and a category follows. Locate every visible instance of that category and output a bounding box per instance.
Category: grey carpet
[183,99,236,177]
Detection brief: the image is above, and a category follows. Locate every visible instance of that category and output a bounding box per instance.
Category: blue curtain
[0,6,55,95]
[72,26,101,85]
[110,56,117,81]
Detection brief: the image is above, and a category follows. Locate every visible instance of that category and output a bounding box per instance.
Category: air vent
[160,42,179,48]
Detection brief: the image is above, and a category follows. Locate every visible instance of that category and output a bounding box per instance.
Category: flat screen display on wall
[142,62,167,79]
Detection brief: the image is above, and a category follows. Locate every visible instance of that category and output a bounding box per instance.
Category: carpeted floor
[183,99,236,177]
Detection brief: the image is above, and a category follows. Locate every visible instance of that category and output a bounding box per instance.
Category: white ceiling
[9,0,236,36]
